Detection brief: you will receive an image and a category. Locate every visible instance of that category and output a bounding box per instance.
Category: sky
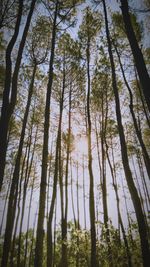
[0,0,149,239]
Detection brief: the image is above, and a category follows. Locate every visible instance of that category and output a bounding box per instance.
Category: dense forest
[0,0,150,266]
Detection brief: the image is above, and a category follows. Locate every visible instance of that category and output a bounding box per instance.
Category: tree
[0,0,37,190]
[120,0,150,112]
[78,7,101,267]
[102,0,150,266]
[35,1,82,266]
[0,18,48,266]
[0,0,24,190]
[0,0,18,29]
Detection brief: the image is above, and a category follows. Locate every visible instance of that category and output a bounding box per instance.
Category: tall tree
[35,1,81,266]
[78,7,101,267]
[113,41,150,179]
[92,69,114,267]
[102,0,150,266]
[0,0,24,190]
[0,0,37,190]
[1,18,48,266]
[120,0,150,112]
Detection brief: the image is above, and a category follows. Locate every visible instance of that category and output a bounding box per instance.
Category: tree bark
[47,111,63,267]
[24,163,36,267]
[61,86,72,267]
[86,34,97,267]
[105,137,132,267]
[1,63,37,267]
[120,0,150,112]
[70,157,77,228]
[114,42,150,179]
[9,141,28,267]
[34,2,58,266]
[0,0,23,190]
[17,123,37,267]
[102,0,150,266]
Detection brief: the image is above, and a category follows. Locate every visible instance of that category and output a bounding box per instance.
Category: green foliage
[62,131,75,153]
[78,7,101,50]
[0,220,144,267]
[27,16,51,64]
[0,229,36,267]
[112,12,142,42]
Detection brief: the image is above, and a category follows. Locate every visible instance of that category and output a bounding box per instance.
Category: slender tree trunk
[132,156,147,213]
[34,2,58,266]
[0,0,23,190]
[47,75,64,267]
[82,154,90,267]
[57,63,66,267]
[82,155,87,230]
[17,134,32,267]
[17,123,37,267]
[76,160,80,267]
[114,42,150,179]
[70,157,77,227]
[0,0,36,190]
[0,172,12,235]
[101,92,114,267]
[121,178,134,246]
[53,200,57,267]
[24,163,36,267]
[9,143,28,267]
[102,1,150,265]
[29,205,38,267]
[105,138,132,267]
[61,86,72,267]
[46,140,53,226]
[47,126,61,267]
[86,35,97,267]
[131,155,150,238]
[120,0,150,112]
[134,68,150,128]
[1,63,36,267]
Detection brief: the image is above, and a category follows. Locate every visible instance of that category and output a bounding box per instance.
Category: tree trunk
[134,68,150,128]
[114,42,150,179]
[70,157,77,228]
[0,0,36,190]
[46,140,53,226]
[76,160,80,267]
[34,2,58,266]
[102,0,150,265]
[0,0,23,190]
[120,0,150,112]
[10,138,29,266]
[1,63,37,267]
[47,120,62,267]
[82,155,87,230]
[29,205,38,267]
[136,152,150,205]
[24,163,36,267]
[58,62,66,267]
[61,86,72,267]
[53,200,57,267]
[10,142,28,267]
[100,93,113,267]
[105,138,132,267]
[0,172,12,235]
[47,63,64,267]
[86,35,97,267]
[121,178,134,246]
[17,123,37,267]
